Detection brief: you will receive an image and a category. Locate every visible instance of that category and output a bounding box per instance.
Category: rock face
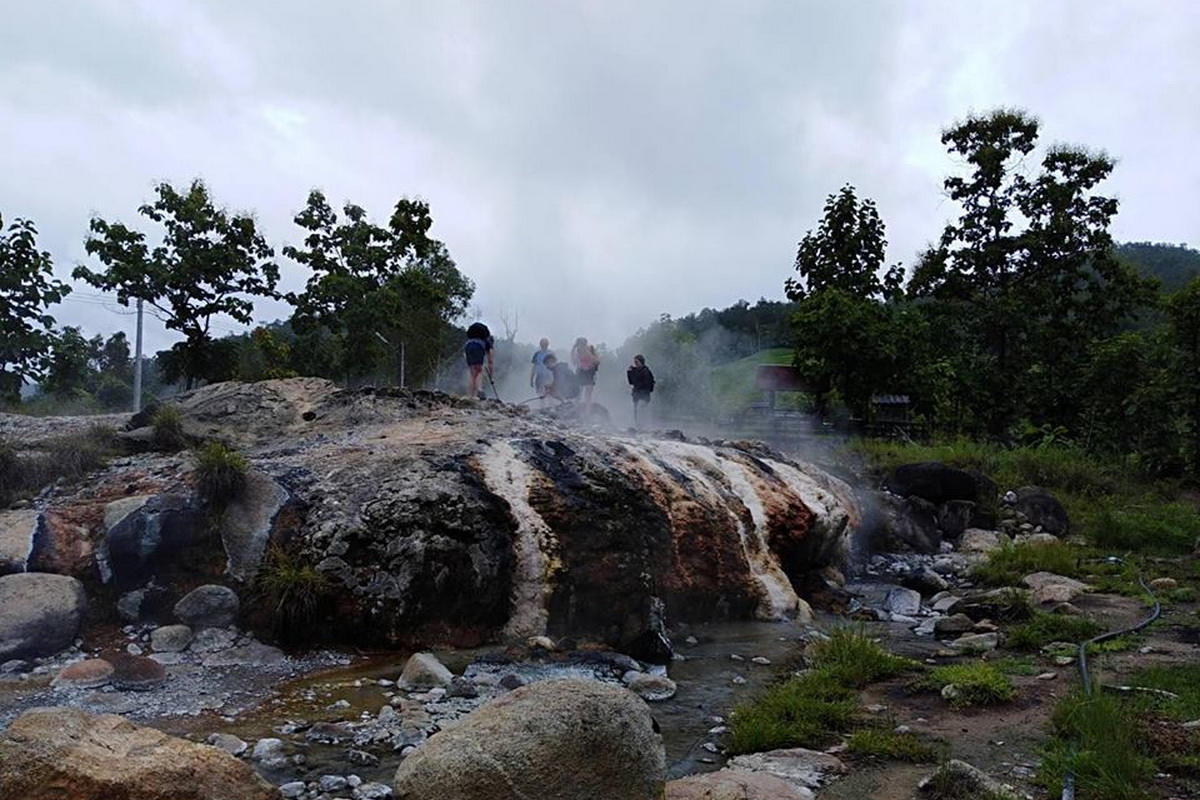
[6,379,860,654]
[0,707,278,800]
[392,679,665,800]
[0,572,86,660]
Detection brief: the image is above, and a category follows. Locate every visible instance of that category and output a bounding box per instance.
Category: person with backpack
[542,353,580,401]
[463,321,495,398]
[571,337,600,416]
[529,338,553,395]
[627,354,655,425]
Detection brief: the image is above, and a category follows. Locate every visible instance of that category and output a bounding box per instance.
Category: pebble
[729,654,744,661]
[320,775,350,792]
[731,675,747,685]
[1036,672,1057,681]
[894,725,911,734]
[1053,656,1075,666]
[702,742,720,753]
[685,635,699,646]
[126,644,144,656]
[750,656,770,666]
[279,781,305,798]
[865,704,888,714]
[708,725,729,735]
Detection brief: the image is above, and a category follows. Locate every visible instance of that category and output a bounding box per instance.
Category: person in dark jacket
[464,321,495,398]
[626,354,655,425]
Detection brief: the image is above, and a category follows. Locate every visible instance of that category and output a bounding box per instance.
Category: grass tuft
[727,669,857,754]
[911,661,1016,708]
[846,726,936,762]
[252,543,333,645]
[1039,692,1155,800]
[1007,612,1103,651]
[193,440,249,506]
[973,540,1081,587]
[807,626,919,687]
[151,404,187,451]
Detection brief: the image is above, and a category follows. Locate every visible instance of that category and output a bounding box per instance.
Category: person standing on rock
[627,354,655,426]
[464,321,495,399]
[572,338,600,417]
[529,338,553,395]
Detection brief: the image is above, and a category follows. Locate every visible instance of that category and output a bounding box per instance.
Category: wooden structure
[754,365,808,409]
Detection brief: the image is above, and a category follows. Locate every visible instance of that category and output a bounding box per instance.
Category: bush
[973,540,1082,587]
[911,661,1016,708]
[728,670,857,754]
[193,441,249,506]
[1007,612,1103,651]
[807,627,918,687]
[846,727,936,762]
[151,404,187,451]
[252,544,333,645]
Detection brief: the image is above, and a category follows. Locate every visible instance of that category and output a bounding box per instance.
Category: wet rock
[0,707,277,800]
[726,747,848,793]
[348,749,380,767]
[392,680,664,800]
[174,585,239,628]
[934,614,975,636]
[206,733,248,756]
[623,671,678,702]
[902,566,950,595]
[398,652,453,690]
[320,775,350,792]
[446,676,479,699]
[877,494,942,554]
[200,641,285,667]
[110,654,168,691]
[306,722,351,743]
[667,769,813,799]
[250,737,285,761]
[0,659,31,674]
[883,586,922,616]
[52,658,114,689]
[150,624,193,653]
[0,572,87,660]
[1022,572,1088,604]
[279,781,305,798]
[358,783,393,800]
[949,588,1032,622]
[219,471,289,581]
[916,758,1021,800]
[117,589,145,622]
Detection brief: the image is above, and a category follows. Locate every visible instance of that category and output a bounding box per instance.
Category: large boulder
[885,462,983,505]
[0,707,278,800]
[392,679,665,800]
[174,584,239,628]
[0,572,87,660]
[876,494,941,554]
[0,509,38,575]
[1010,487,1069,537]
[667,770,814,800]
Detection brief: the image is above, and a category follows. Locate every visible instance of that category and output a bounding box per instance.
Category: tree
[786,185,908,420]
[908,109,1153,434]
[0,214,70,403]
[75,179,279,389]
[285,190,473,385]
[42,326,101,400]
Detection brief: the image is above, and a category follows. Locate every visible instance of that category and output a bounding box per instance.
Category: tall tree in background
[908,109,1151,435]
[285,190,473,385]
[75,179,279,390]
[0,214,70,404]
[786,185,908,419]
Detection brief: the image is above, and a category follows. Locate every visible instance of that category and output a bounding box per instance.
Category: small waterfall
[478,441,558,640]
[627,439,802,621]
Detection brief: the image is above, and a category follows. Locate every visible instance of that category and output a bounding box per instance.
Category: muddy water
[159,619,825,785]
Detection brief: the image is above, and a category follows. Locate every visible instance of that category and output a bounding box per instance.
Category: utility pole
[400,340,406,388]
[132,298,144,413]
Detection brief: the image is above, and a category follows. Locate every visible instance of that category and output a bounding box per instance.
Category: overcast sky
[2,0,1197,356]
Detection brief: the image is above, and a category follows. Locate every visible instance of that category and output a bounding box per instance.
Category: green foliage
[1083,499,1200,555]
[1039,692,1155,800]
[1126,664,1200,721]
[0,214,70,404]
[252,544,333,645]
[151,405,187,451]
[846,726,936,762]
[75,179,279,390]
[911,661,1016,707]
[972,540,1081,587]
[0,426,118,507]
[1007,612,1103,651]
[284,191,472,386]
[1117,242,1200,293]
[807,627,919,687]
[727,669,858,754]
[193,441,249,506]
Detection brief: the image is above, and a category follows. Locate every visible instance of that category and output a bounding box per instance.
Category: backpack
[466,322,491,341]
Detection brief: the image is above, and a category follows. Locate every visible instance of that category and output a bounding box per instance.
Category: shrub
[151,404,187,450]
[727,669,857,754]
[846,727,936,762]
[193,441,249,506]
[807,627,918,687]
[973,540,1081,587]
[252,544,333,645]
[911,661,1016,708]
[1007,612,1103,651]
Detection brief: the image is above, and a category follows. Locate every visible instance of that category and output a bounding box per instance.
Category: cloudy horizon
[2,0,1197,358]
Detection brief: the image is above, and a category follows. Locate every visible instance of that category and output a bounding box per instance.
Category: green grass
[151,404,187,450]
[972,540,1082,587]
[1126,664,1200,720]
[911,661,1016,708]
[1039,692,1156,800]
[727,669,858,754]
[1082,499,1200,555]
[193,440,249,506]
[808,627,919,686]
[711,348,800,416]
[1007,612,1103,651]
[252,544,333,645]
[846,727,936,762]
[0,425,119,507]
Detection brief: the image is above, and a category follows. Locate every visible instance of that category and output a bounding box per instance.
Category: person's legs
[468,364,482,395]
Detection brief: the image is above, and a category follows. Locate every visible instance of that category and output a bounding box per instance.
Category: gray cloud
[1,0,1196,359]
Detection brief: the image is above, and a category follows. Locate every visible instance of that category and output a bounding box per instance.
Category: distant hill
[1116,242,1200,293]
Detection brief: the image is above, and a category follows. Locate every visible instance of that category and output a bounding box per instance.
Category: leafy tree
[0,214,70,403]
[75,179,279,389]
[786,185,908,420]
[1116,242,1200,293]
[908,109,1153,434]
[238,326,297,382]
[1166,278,1200,471]
[42,326,101,400]
[99,331,132,381]
[285,190,473,385]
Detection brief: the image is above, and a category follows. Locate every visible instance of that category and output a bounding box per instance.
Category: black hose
[1061,556,1162,800]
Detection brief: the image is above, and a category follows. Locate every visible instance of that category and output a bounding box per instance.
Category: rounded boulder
[0,572,87,660]
[173,585,239,628]
[393,679,665,800]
